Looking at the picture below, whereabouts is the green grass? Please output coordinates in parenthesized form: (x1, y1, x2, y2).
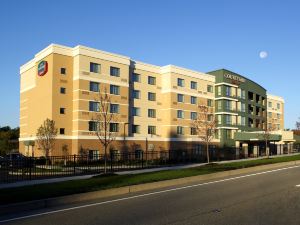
(1, 154, 300, 205)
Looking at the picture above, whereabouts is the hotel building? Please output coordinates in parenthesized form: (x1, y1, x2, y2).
(19, 44, 290, 157)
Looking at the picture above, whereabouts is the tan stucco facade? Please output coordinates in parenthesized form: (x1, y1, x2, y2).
(267, 94, 284, 130)
(19, 44, 219, 156)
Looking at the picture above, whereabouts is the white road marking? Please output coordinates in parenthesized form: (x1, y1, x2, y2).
(1, 164, 300, 224)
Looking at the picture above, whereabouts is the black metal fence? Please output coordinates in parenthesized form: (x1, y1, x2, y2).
(0, 145, 299, 184)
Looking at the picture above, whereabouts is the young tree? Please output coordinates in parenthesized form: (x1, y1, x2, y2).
(92, 89, 118, 173)
(258, 124, 275, 158)
(296, 117, 300, 130)
(192, 105, 218, 164)
(36, 119, 58, 160)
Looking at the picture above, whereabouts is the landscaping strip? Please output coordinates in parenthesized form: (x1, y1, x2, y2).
(1, 154, 300, 206)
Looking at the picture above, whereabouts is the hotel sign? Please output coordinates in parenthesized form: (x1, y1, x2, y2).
(224, 73, 245, 84)
(37, 61, 48, 76)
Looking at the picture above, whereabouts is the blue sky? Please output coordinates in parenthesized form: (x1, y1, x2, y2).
(0, 0, 299, 129)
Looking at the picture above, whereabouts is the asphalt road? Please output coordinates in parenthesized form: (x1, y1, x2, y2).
(2, 165, 300, 225)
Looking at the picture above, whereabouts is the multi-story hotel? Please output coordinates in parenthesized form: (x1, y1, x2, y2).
(19, 44, 292, 157)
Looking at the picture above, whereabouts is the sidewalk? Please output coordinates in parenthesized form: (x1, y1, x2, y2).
(1, 153, 299, 189)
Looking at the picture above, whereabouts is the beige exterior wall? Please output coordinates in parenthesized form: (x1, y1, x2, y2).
(267, 94, 284, 130)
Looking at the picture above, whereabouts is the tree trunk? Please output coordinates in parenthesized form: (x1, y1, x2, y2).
(206, 142, 210, 164)
(104, 144, 107, 174)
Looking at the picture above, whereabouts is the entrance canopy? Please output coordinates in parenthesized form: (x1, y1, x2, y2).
(234, 132, 281, 142)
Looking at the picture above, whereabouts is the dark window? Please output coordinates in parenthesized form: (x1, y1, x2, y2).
(110, 67, 120, 77)
(132, 107, 140, 116)
(110, 85, 120, 95)
(60, 87, 66, 94)
(110, 123, 119, 132)
(177, 78, 184, 87)
(191, 81, 197, 90)
(60, 128, 65, 135)
(132, 125, 140, 134)
(133, 90, 140, 99)
(207, 99, 213, 107)
(148, 109, 156, 118)
(148, 92, 156, 101)
(110, 104, 119, 113)
(177, 126, 184, 135)
(89, 101, 99, 112)
(90, 82, 99, 92)
(207, 85, 213, 93)
(89, 121, 98, 131)
(90, 62, 100, 73)
(61, 68, 66, 75)
(191, 96, 197, 104)
(190, 127, 197, 135)
(132, 73, 141, 82)
(60, 108, 65, 114)
(148, 126, 156, 135)
(148, 76, 156, 85)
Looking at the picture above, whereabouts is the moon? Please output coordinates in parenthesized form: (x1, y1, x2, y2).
(259, 51, 268, 59)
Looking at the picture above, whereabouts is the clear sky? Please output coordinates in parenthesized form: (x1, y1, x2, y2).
(0, 0, 299, 129)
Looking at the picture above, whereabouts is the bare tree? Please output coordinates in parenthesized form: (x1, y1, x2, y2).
(36, 118, 58, 162)
(92, 89, 118, 173)
(296, 117, 300, 130)
(258, 124, 275, 158)
(192, 105, 218, 164)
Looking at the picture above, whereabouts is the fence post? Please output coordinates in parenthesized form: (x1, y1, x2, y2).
(142, 151, 144, 169)
(29, 157, 32, 180)
(73, 155, 76, 175)
(110, 153, 113, 172)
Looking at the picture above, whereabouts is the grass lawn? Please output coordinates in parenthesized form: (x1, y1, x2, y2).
(1, 154, 300, 205)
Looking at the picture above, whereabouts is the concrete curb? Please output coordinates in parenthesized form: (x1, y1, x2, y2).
(1, 160, 300, 217)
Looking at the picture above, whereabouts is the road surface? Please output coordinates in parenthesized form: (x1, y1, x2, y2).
(2, 164, 300, 225)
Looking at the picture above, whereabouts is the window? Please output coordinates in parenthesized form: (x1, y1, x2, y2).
(191, 112, 197, 120)
(217, 101, 222, 110)
(110, 104, 119, 113)
(241, 116, 246, 126)
(208, 114, 213, 121)
(148, 109, 156, 118)
(191, 81, 197, 90)
(60, 68, 66, 75)
(132, 107, 140, 116)
(148, 126, 156, 135)
(177, 78, 184, 87)
(191, 96, 197, 104)
(225, 129, 232, 139)
(60, 128, 65, 135)
(225, 100, 231, 110)
(277, 103, 280, 109)
(60, 87, 66, 94)
(268, 112, 272, 117)
(89, 121, 98, 131)
(90, 62, 100, 73)
(89, 101, 99, 112)
(190, 127, 197, 135)
(132, 73, 140, 82)
(217, 115, 222, 124)
(110, 123, 119, 132)
(148, 92, 156, 101)
(225, 86, 231, 96)
(277, 113, 280, 119)
(177, 94, 184, 103)
(148, 76, 156, 85)
(177, 110, 184, 119)
(277, 124, 280, 130)
(110, 85, 120, 95)
(207, 85, 213, 93)
(225, 115, 231, 125)
(207, 99, 213, 107)
(268, 102, 272, 107)
(90, 82, 99, 92)
(133, 90, 140, 99)
(177, 126, 184, 135)
(241, 103, 246, 112)
(60, 108, 65, 114)
(132, 125, 140, 134)
(217, 86, 221, 96)
(241, 90, 246, 99)
(110, 67, 120, 77)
